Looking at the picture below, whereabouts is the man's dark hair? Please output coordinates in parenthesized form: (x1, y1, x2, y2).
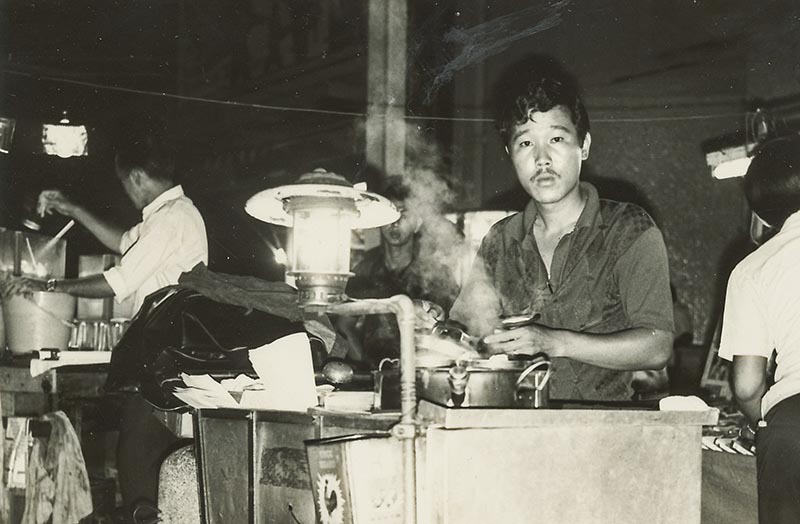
(379, 175, 412, 202)
(744, 134, 800, 228)
(495, 58, 590, 147)
(113, 119, 176, 184)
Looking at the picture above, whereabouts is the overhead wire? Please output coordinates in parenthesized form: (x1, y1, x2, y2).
(4, 67, 749, 124)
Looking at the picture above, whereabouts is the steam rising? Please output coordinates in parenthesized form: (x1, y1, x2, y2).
(356, 123, 514, 329)
(392, 124, 465, 311)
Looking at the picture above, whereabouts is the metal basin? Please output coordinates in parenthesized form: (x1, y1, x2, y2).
(375, 354, 552, 409)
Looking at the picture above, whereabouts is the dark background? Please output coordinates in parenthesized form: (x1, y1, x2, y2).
(1, 0, 799, 345)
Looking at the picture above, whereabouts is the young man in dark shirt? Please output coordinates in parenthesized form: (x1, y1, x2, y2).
(449, 64, 673, 401)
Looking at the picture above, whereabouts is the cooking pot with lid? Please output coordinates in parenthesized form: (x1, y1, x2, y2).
(374, 353, 552, 409)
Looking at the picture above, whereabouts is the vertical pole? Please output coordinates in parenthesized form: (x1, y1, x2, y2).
(394, 296, 418, 524)
(366, 0, 407, 177)
(326, 297, 417, 524)
(13, 232, 22, 275)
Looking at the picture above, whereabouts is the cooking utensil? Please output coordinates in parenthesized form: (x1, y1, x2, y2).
(499, 312, 541, 329)
(52, 219, 76, 242)
(431, 320, 482, 348)
(321, 358, 356, 385)
(375, 352, 552, 409)
(415, 332, 478, 362)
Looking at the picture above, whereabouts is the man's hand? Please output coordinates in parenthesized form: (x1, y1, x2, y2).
(0, 275, 46, 298)
(413, 299, 445, 333)
(38, 191, 125, 253)
(37, 190, 78, 218)
(481, 323, 558, 356)
(481, 324, 671, 371)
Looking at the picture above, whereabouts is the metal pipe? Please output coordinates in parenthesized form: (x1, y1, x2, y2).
(327, 294, 417, 524)
(13, 231, 22, 275)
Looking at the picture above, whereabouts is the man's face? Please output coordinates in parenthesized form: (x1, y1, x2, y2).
(117, 165, 148, 211)
(506, 105, 591, 205)
(380, 201, 419, 247)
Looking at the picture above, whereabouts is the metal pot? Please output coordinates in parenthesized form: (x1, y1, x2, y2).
(2, 292, 76, 354)
(374, 354, 552, 410)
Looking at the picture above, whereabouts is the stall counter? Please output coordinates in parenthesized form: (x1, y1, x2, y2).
(196, 401, 717, 524)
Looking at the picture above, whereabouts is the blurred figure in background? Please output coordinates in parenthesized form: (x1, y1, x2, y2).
(335, 176, 460, 369)
(718, 134, 800, 524)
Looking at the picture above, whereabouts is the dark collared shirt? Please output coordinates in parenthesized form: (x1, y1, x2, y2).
(450, 183, 673, 400)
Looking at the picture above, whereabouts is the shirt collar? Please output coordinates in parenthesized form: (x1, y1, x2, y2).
(782, 209, 800, 231)
(142, 185, 184, 219)
(516, 181, 601, 241)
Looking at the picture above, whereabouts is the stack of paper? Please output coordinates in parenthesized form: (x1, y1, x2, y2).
(171, 332, 319, 412)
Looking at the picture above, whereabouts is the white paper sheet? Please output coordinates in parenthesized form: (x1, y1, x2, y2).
(247, 332, 318, 412)
(175, 373, 239, 408)
(168, 333, 319, 412)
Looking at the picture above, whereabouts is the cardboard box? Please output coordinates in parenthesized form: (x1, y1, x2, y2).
(305, 434, 403, 524)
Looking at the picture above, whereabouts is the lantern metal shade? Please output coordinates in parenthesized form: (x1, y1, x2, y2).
(245, 169, 400, 308)
(245, 180, 400, 229)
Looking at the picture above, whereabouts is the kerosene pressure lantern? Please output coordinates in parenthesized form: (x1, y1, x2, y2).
(246, 168, 418, 524)
(245, 168, 400, 308)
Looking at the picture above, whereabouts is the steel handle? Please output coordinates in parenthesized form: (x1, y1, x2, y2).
(515, 358, 552, 392)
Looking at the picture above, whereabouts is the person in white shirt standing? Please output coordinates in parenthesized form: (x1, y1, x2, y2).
(16, 121, 208, 523)
(31, 130, 207, 313)
(718, 134, 800, 524)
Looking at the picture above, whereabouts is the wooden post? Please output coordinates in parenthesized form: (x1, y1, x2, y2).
(366, 0, 407, 178)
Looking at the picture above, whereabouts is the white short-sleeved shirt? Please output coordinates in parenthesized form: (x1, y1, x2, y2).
(103, 185, 208, 313)
(718, 210, 800, 417)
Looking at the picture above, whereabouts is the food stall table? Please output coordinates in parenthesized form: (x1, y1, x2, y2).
(414, 401, 717, 524)
(196, 401, 717, 524)
(0, 354, 109, 419)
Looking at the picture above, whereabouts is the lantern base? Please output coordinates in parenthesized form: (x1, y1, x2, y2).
(292, 272, 352, 309)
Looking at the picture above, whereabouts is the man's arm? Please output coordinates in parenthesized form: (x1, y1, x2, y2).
(39, 190, 125, 253)
(732, 355, 769, 425)
(11, 273, 115, 298)
(71, 206, 126, 254)
(55, 274, 116, 298)
(718, 267, 772, 424)
(483, 325, 672, 370)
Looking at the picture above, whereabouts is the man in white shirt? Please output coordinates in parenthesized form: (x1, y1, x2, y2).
(32, 138, 207, 313)
(718, 134, 800, 524)
(25, 126, 208, 522)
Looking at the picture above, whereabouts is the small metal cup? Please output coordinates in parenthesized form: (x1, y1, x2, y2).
(108, 318, 130, 349)
(94, 321, 110, 351)
(72, 320, 91, 349)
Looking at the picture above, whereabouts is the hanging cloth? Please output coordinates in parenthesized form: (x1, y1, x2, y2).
(21, 411, 93, 524)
